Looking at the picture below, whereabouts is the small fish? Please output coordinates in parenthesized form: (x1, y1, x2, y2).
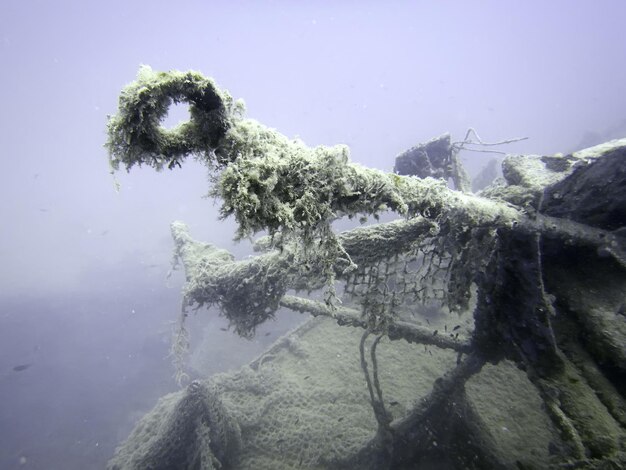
(100, 230, 109, 236)
(264, 332, 271, 336)
(389, 401, 399, 406)
(303, 375, 310, 380)
(453, 325, 461, 331)
(444, 325, 447, 333)
(219, 327, 228, 332)
(337, 417, 344, 422)
(13, 364, 32, 372)
(432, 330, 438, 336)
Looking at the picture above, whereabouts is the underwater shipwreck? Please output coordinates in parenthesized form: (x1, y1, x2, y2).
(104, 67, 625, 469)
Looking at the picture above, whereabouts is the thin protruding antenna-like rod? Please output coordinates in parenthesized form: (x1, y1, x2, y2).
(452, 127, 529, 148)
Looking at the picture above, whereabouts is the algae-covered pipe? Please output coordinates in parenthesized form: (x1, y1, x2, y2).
(109, 68, 623, 268)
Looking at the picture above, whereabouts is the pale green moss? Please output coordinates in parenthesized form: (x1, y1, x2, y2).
(106, 65, 242, 172)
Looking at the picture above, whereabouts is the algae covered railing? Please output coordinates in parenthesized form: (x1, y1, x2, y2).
(106, 66, 626, 469)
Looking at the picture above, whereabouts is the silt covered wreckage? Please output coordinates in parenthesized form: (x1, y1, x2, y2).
(105, 67, 625, 469)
